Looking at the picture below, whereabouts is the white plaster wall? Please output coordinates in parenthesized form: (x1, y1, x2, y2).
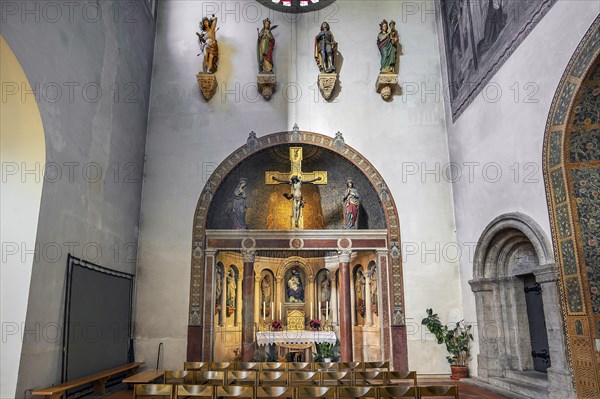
(2, 1, 155, 396)
(137, 0, 461, 374)
(440, 0, 600, 375)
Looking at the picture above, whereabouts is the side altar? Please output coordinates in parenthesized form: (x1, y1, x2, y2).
(188, 130, 407, 370)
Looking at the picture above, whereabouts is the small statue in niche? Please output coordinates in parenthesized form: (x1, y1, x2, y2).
(377, 19, 399, 73)
(231, 178, 248, 229)
(261, 274, 272, 303)
(320, 274, 331, 302)
(287, 267, 305, 303)
(342, 179, 360, 229)
(369, 266, 378, 315)
(197, 15, 219, 73)
(355, 270, 366, 318)
(257, 18, 278, 73)
(215, 269, 223, 302)
(226, 269, 236, 307)
(314, 22, 337, 73)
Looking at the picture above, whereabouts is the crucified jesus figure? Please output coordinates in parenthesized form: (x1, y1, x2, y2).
(272, 174, 322, 228)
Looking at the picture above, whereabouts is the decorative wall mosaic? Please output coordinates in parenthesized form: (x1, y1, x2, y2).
(544, 15, 600, 398)
(571, 166, 600, 313)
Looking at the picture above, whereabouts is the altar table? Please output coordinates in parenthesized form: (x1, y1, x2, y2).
(256, 331, 337, 362)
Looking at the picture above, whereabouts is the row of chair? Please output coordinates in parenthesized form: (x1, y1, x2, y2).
(134, 384, 459, 399)
(164, 370, 417, 387)
(183, 362, 391, 372)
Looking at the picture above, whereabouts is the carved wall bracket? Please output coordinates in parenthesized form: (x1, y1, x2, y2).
(318, 73, 338, 101)
(257, 74, 276, 101)
(376, 74, 398, 101)
(197, 72, 218, 101)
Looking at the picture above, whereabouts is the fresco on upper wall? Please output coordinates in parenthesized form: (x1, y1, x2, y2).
(439, 0, 557, 120)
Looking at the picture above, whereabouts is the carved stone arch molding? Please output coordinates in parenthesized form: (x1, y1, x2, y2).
(470, 213, 576, 399)
(543, 15, 600, 399)
(187, 130, 407, 369)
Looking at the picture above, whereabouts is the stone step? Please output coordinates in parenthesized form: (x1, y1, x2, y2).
(505, 370, 549, 389)
(488, 376, 549, 398)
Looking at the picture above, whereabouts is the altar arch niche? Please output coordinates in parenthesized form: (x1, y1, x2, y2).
(188, 130, 406, 369)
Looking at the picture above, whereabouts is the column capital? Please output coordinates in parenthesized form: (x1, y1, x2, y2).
(242, 249, 256, 263)
(338, 249, 352, 263)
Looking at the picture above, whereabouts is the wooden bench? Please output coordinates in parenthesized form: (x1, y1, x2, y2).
(32, 362, 143, 399)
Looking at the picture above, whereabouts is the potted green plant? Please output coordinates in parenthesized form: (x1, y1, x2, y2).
(422, 308, 473, 380)
(314, 342, 335, 362)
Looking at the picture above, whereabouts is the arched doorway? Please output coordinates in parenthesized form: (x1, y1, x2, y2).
(543, 16, 600, 399)
(470, 213, 574, 399)
(187, 130, 407, 369)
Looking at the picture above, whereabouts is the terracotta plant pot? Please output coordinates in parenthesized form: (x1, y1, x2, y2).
(450, 365, 468, 380)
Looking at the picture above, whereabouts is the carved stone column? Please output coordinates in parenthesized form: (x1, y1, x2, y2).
(330, 269, 339, 327)
(254, 274, 261, 325)
(338, 250, 353, 362)
(241, 250, 256, 362)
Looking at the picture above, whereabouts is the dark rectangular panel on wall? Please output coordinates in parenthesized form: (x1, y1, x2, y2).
(62, 255, 134, 382)
(438, 0, 557, 120)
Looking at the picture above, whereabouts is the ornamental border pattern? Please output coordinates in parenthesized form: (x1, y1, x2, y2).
(189, 131, 405, 329)
(543, 16, 600, 399)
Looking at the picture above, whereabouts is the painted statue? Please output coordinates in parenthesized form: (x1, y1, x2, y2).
(232, 178, 248, 229)
(342, 179, 360, 229)
(197, 15, 219, 73)
(257, 18, 278, 73)
(272, 174, 322, 228)
(369, 267, 378, 305)
(261, 275, 272, 303)
(320, 274, 331, 303)
(377, 19, 399, 73)
(226, 269, 236, 307)
(355, 270, 365, 310)
(287, 268, 304, 303)
(314, 22, 337, 73)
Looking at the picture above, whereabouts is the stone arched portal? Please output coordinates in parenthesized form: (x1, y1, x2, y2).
(470, 213, 575, 399)
(543, 16, 600, 399)
(187, 129, 407, 369)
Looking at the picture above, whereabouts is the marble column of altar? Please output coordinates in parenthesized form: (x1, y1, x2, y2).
(241, 250, 256, 362)
(338, 250, 353, 361)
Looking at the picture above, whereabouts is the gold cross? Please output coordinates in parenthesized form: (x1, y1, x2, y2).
(265, 147, 328, 185)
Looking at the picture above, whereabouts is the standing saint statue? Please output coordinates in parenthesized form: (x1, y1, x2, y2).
(226, 269, 236, 307)
(315, 22, 337, 73)
(261, 275, 272, 304)
(342, 179, 360, 229)
(377, 19, 400, 73)
(196, 15, 219, 73)
(231, 178, 248, 229)
(320, 274, 331, 303)
(287, 268, 304, 303)
(355, 270, 365, 317)
(272, 175, 322, 228)
(257, 18, 277, 73)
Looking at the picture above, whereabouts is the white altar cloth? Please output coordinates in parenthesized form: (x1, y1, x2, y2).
(256, 331, 337, 346)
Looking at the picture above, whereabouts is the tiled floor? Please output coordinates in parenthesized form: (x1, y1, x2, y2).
(102, 377, 508, 398)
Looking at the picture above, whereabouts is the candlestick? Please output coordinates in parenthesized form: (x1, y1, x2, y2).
(279, 302, 282, 320)
(326, 301, 329, 321)
(271, 301, 274, 319)
(263, 301, 266, 320)
(310, 302, 313, 321)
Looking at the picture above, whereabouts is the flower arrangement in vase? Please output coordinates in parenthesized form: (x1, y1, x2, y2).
(271, 320, 283, 331)
(309, 319, 321, 331)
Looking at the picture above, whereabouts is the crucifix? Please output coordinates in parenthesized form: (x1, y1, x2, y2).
(265, 147, 328, 229)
